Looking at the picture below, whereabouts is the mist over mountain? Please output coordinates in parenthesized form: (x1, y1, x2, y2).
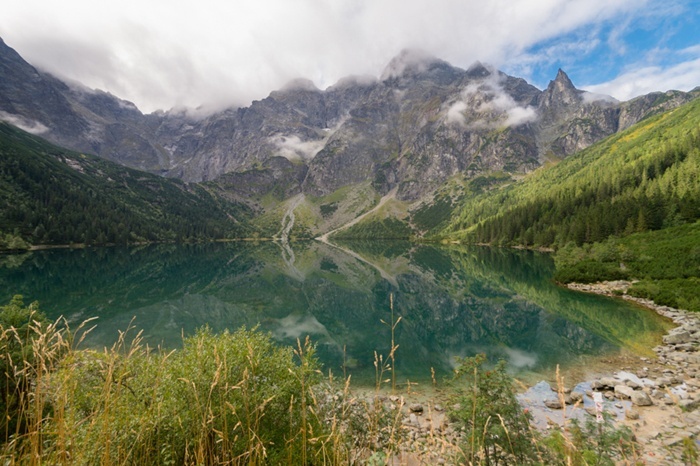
(1, 37, 698, 232)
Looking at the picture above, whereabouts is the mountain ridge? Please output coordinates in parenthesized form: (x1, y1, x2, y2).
(1, 38, 699, 238)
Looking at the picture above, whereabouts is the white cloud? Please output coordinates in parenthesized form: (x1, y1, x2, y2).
(446, 73, 538, 128)
(584, 57, 700, 100)
(503, 347, 538, 368)
(270, 135, 326, 162)
(446, 101, 468, 125)
(0, 111, 49, 134)
(0, 0, 682, 113)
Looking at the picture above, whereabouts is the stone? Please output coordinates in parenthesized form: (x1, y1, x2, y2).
(614, 385, 635, 399)
(680, 399, 700, 412)
(409, 404, 424, 413)
(675, 343, 697, 352)
(631, 391, 653, 406)
(599, 377, 617, 389)
(625, 379, 642, 389)
(569, 391, 584, 404)
(664, 330, 692, 345)
(626, 409, 640, 420)
(544, 399, 563, 410)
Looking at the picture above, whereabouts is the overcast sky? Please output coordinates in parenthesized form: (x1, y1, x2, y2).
(1, 0, 698, 114)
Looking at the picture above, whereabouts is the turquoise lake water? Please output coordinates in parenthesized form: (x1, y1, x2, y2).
(0, 241, 669, 385)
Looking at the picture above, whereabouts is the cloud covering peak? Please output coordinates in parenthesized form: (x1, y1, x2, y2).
(0, 0, 697, 113)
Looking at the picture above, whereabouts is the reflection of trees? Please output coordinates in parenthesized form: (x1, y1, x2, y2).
(0, 241, 668, 384)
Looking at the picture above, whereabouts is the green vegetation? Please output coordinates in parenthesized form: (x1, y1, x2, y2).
(0, 293, 642, 465)
(331, 217, 414, 240)
(0, 295, 410, 465)
(444, 98, 700, 248)
(440, 97, 700, 312)
(0, 296, 49, 441)
(448, 354, 536, 465)
(0, 123, 253, 249)
(554, 222, 700, 311)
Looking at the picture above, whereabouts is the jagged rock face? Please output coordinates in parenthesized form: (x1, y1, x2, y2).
(618, 90, 696, 131)
(1, 38, 698, 203)
(535, 69, 621, 157)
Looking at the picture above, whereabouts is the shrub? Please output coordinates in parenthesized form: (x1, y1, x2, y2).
(448, 354, 538, 465)
(0, 295, 48, 441)
(542, 412, 637, 465)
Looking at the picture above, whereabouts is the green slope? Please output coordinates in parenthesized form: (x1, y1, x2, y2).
(443, 97, 700, 247)
(0, 123, 253, 249)
(441, 97, 700, 311)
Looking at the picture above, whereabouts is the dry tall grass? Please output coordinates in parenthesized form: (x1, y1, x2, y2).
(0, 295, 643, 465)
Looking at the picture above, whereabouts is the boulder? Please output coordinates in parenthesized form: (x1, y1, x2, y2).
(631, 391, 653, 406)
(544, 399, 563, 410)
(409, 403, 424, 413)
(614, 385, 635, 400)
(664, 330, 692, 345)
(679, 399, 700, 412)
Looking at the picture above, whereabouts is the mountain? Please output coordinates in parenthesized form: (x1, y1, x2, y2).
(443, 96, 700, 246)
(440, 95, 700, 311)
(1, 37, 698, 239)
(0, 122, 252, 249)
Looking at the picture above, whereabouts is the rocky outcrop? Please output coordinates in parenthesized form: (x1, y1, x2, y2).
(1, 38, 698, 206)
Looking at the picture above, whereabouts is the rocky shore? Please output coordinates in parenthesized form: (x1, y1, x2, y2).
(563, 280, 700, 464)
(381, 280, 700, 465)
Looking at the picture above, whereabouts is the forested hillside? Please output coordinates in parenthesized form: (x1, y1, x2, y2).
(0, 123, 253, 249)
(444, 97, 700, 247)
(442, 97, 700, 311)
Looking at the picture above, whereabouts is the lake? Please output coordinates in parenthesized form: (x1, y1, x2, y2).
(0, 241, 670, 385)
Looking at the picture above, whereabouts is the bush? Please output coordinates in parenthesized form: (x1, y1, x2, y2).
(542, 413, 637, 465)
(448, 354, 538, 465)
(553, 259, 629, 283)
(629, 278, 700, 312)
(0, 295, 48, 440)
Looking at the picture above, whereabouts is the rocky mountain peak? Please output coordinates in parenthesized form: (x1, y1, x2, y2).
(2, 36, 697, 208)
(380, 49, 442, 80)
(279, 78, 321, 93)
(553, 69, 575, 89)
(465, 61, 493, 79)
(539, 68, 582, 109)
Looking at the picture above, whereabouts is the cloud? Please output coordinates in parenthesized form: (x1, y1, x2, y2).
(272, 313, 329, 340)
(0, 0, 689, 113)
(584, 57, 700, 100)
(270, 135, 326, 162)
(502, 347, 538, 369)
(0, 111, 49, 134)
(446, 73, 537, 128)
(446, 101, 468, 125)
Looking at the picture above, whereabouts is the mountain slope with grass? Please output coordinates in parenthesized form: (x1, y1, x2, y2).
(443, 96, 700, 247)
(0, 123, 254, 249)
(441, 96, 700, 311)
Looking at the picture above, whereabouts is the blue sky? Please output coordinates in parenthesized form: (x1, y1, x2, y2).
(1, 0, 698, 113)
(509, 2, 700, 96)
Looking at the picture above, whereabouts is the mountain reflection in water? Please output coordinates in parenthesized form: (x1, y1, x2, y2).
(0, 241, 670, 384)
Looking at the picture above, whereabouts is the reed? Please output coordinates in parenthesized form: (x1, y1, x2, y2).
(0, 295, 648, 465)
